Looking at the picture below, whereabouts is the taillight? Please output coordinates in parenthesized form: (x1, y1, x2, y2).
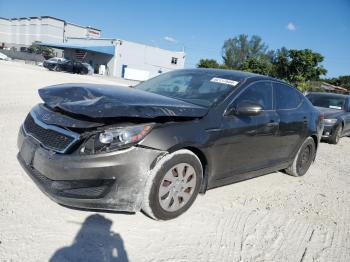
(320, 112, 325, 121)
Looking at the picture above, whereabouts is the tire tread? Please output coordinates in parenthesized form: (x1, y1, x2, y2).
(285, 137, 315, 177)
(142, 149, 202, 220)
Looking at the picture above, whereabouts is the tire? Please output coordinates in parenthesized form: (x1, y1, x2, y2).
(55, 66, 62, 72)
(285, 137, 316, 177)
(328, 124, 342, 144)
(142, 149, 203, 220)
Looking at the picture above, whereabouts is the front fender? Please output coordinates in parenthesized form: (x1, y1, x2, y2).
(139, 120, 210, 152)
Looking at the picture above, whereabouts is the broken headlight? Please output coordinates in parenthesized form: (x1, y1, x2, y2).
(81, 124, 154, 154)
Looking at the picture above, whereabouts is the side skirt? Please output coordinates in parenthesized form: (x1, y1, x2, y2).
(207, 161, 290, 190)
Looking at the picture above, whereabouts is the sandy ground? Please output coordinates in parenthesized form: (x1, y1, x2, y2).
(0, 61, 349, 262)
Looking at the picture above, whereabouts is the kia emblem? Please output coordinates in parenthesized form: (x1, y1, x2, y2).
(42, 113, 51, 121)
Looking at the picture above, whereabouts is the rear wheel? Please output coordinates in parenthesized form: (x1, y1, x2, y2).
(54, 65, 62, 72)
(285, 137, 316, 177)
(142, 149, 202, 220)
(329, 124, 342, 144)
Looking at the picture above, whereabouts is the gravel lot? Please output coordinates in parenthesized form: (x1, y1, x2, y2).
(0, 61, 349, 262)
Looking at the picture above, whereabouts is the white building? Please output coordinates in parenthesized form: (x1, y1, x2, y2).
(0, 16, 100, 48)
(0, 16, 185, 80)
(58, 37, 185, 80)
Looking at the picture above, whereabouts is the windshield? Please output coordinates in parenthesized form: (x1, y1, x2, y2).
(134, 70, 240, 107)
(307, 94, 346, 110)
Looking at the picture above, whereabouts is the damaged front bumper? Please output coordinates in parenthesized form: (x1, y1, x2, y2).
(17, 127, 166, 212)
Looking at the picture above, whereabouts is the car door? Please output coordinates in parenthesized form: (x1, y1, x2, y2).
(273, 82, 308, 162)
(63, 61, 73, 72)
(212, 81, 280, 180)
(344, 97, 350, 134)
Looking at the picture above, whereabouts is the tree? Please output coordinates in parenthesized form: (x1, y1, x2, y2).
(240, 56, 273, 76)
(197, 59, 221, 69)
(287, 49, 327, 84)
(272, 47, 289, 79)
(197, 35, 328, 91)
(30, 41, 55, 58)
(222, 34, 269, 69)
(271, 48, 327, 90)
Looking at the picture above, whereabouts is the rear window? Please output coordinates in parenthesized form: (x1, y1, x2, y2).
(306, 94, 346, 110)
(274, 83, 302, 110)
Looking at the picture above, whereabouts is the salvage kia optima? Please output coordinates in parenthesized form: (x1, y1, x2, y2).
(17, 69, 323, 220)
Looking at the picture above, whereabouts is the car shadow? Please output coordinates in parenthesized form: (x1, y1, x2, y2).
(50, 214, 129, 262)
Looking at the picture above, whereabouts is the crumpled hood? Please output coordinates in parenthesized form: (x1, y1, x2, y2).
(39, 83, 208, 119)
(315, 106, 344, 118)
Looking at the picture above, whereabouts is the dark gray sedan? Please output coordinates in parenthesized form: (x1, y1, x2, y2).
(17, 69, 323, 220)
(306, 92, 350, 144)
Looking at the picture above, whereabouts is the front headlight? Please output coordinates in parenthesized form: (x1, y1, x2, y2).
(324, 118, 337, 125)
(81, 123, 154, 154)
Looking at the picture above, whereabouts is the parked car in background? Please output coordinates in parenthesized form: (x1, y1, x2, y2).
(82, 62, 94, 75)
(43, 58, 92, 75)
(43, 57, 67, 70)
(17, 69, 323, 220)
(0, 52, 11, 61)
(306, 92, 350, 144)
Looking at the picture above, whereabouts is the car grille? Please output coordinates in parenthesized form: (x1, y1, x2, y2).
(23, 113, 79, 153)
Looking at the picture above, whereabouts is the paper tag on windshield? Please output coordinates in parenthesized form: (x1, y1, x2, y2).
(210, 77, 239, 87)
(329, 105, 342, 110)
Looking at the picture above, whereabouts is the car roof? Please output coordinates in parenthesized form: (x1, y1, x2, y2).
(307, 92, 349, 99)
(174, 68, 285, 84)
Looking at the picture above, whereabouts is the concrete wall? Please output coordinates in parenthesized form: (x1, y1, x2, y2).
(86, 28, 101, 38)
(65, 23, 88, 39)
(65, 25, 101, 40)
(0, 49, 45, 62)
(5, 17, 65, 46)
(0, 18, 10, 44)
(115, 40, 185, 78)
(0, 17, 101, 48)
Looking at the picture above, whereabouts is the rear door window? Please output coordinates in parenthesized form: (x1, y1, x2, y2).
(274, 83, 302, 110)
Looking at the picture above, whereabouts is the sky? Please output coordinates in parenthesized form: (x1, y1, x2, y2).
(0, 0, 349, 77)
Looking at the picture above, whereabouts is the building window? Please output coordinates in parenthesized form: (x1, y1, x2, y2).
(171, 57, 178, 65)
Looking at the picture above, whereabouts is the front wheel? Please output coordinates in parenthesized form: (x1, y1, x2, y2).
(142, 149, 202, 220)
(285, 137, 316, 177)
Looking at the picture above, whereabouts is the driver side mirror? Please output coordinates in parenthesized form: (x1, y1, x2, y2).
(226, 101, 264, 116)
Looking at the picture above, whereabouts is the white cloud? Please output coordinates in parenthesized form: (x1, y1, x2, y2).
(164, 36, 177, 43)
(286, 22, 296, 31)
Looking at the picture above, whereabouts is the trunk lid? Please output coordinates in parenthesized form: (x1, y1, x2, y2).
(315, 106, 343, 118)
